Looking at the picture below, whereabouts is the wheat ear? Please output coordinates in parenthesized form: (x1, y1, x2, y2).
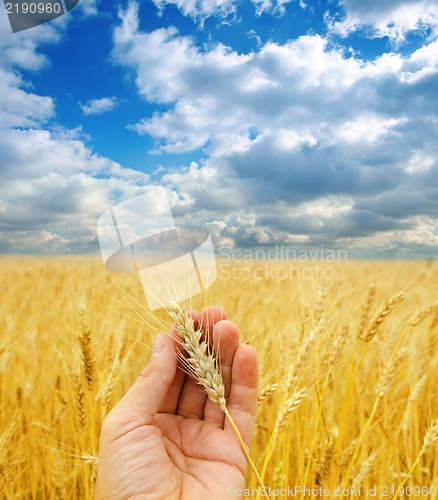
(360, 292, 405, 342)
(392, 420, 438, 499)
(167, 305, 269, 497)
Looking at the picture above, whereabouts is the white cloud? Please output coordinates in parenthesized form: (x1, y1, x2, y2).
(113, 8, 437, 160)
(152, 0, 238, 22)
(405, 150, 435, 174)
(334, 114, 405, 145)
(151, 0, 301, 21)
(0, 11, 149, 254)
(111, 4, 438, 256)
(0, 68, 54, 129)
(0, 126, 151, 253)
(0, 6, 61, 68)
(0, 230, 71, 253)
(162, 161, 242, 213)
(0, 6, 59, 130)
(252, 0, 292, 16)
(401, 40, 438, 82)
(337, 216, 438, 257)
(113, 11, 368, 154)
(274, 129, 318, 152)
(78, 0, 100, 16)
(80, 97, 118, 116)
(328, 0, 438, 44)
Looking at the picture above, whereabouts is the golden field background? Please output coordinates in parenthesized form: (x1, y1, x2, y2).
(0, 257, 437, 498)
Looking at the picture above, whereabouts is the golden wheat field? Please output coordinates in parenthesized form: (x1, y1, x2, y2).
(0, 257, 437, 499)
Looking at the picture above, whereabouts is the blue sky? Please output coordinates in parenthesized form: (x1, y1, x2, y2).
(0, 0, 437, 257)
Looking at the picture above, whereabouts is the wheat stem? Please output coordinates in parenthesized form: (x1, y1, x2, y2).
(392, 420, 438, 499)
(224, 408, 269, 497)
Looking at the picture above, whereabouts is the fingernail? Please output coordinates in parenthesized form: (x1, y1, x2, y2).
(153, 334, 165, 355)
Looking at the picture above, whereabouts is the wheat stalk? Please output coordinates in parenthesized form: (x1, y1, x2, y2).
(258, 383, 280, 405)
(422, 420, 438, 452)
(167, 305, 269, 497)
(78, 307, 95, 392)
(343, 349, 405, 487)
(356, 284, 376, 340)
(314, 287, 326, 324)
(101, 357, 122, 415)
(375, 350, 405, 398)
(409, 301, 438, 327)
(401, 374, 428, 433)
(274, 388, 307, 434)
(393, 420, 438, 498)
(74, 373, 86, 431)
(101, 342, 126, 415)
(360, 292, 405, 343)
(352, 451, 376, 489)
(338, 439, 357, 472)
(318, 436, 336, 481)
(286, 321, 321, 394)
(261, 321, 321, 482)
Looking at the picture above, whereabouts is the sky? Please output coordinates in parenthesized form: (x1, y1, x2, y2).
(0, 0, 437, 258)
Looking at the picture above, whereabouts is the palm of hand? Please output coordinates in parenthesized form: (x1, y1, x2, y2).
(104, 413, 246, 500)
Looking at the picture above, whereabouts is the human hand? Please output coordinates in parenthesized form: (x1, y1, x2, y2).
(96, 306, 259, 500)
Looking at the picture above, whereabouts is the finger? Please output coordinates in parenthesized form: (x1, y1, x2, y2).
(199, 306, 227, 342)
(176, 306, 227, 419)
(174, 375, 208, 418)
(203, 320, 240, 426)
(158, 311, 200, 414)
(109, 334, 177, 425)
(224, 345, 259, 449)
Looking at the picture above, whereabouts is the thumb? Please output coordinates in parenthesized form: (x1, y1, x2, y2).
(110, 334, 177, 423)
